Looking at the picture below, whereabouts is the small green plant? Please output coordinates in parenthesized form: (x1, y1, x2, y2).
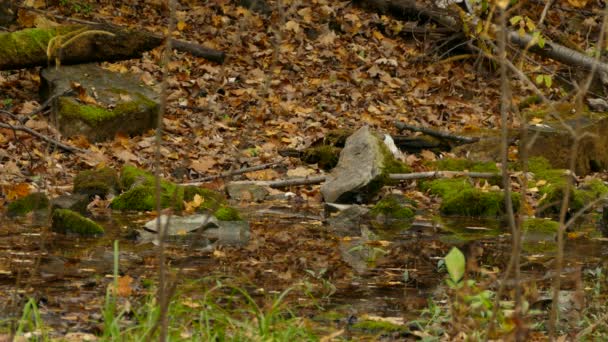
(1, 98, 13, 108)
(15, 298, 47, 340)
(59, 0, 93, 14)
(303, 268, 337, 300)
(348, 244, 388, 264)
(102, 240, 123, 340)
(535, 74, 553, 88)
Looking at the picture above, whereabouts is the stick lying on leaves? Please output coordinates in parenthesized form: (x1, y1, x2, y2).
(0, 122, 86, 153)
(228, 171, 499, 188)
(184, 162, 281, 185)
(395, 121, 479, 144)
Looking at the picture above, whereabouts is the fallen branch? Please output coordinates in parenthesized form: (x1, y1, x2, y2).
(183, 162, 281, 185)
(21, 6, 226, 63)
(395, 121, 479, 144)
(359, 0, 608, 80)
(228, 170, 499, 188)
(1, 10, 225, 70)
(0, 122, 86, 153)
(229, 176, 327, 188)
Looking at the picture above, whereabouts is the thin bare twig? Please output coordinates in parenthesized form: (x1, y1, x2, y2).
(184, 162, 281, 184)
(0, 122, 86, 153)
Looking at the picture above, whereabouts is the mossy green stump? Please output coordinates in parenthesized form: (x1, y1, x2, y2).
(7, 192, 49, 217)
(51, 209, 104, 235)
(73, 167, 119, 198)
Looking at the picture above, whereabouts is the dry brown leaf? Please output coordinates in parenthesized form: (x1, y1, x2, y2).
(246, 169, 279, 180)
(115, 275, 133, 297)
(3, 183, 31, 200)
(191, 157, 217, 173)
(420, 150, 436, 161)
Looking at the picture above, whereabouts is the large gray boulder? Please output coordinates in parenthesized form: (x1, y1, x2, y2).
(40, 63, 159, 142)
(321, 126, 407, 203)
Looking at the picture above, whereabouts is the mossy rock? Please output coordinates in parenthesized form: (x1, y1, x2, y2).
(536, 169, 608, 216)
(73, 167, 119, 198)
(369, 194, 415, 230)
(183, 186, 226, 211)
(432, 158, 499, 173)
(7, 192, 49, 217)
(301, 145, 341, 170)
(214, 206, 242, 221)
(119, 164, 156, 190)
(112, 166, 229, 212)
(110, 185, 184, 211)
(523, 218, 560, 234)
(420, 178, 474, 198)
(51, 209, 104, 235)
(441, 188, 520, 216)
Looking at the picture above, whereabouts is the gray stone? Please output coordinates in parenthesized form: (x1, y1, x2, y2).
(141, 214, 250, 247)
(225, 183, 269, 202)
(325, 204, 369, 237)
(40, 64, 159, 142)
(320, 126, 386, 203)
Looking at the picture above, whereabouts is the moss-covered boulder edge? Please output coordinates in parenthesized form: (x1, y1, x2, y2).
(526, 156, 608, 217)
(73, 166, 119, 198)
(110, 165, 241, 220)
(6, 192, 50, 217)
(368, 194, 416, 230)
(419, 156, 608, 218)
(51, 208, 104, 236)
(420, 158, 517, 217)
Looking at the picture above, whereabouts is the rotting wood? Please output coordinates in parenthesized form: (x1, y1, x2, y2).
(0, 22, 224, 71)
(19, 6, 226, 63)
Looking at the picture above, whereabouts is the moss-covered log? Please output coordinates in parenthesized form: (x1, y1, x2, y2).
(0, 23, 224, 71)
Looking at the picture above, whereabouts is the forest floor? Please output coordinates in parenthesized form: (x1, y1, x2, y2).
(1, 0, 608, 340)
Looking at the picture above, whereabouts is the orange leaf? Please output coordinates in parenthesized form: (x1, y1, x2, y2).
(115, 275, 133, 297)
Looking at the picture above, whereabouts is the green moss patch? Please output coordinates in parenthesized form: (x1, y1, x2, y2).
(523, 218, 560, 234)
(530, 157, 608, 216)
(51, 209, 104, 235)
(57, 93, 156, 125)
(432, 158, 499, 173)
(214, 206, 242, 221)
(420, 178, 473, 198)
(370, 195, 415, 220)
(7, 192, 49, 217)
(301, 145, 340, 170)
(73, 167, 119, 198)
(183, 186, 226, 211)
(441, 188, 520, 217)
(421, 178, 519, 217)
(111, 165, 230, 213)
(369, 194, 415, 230)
